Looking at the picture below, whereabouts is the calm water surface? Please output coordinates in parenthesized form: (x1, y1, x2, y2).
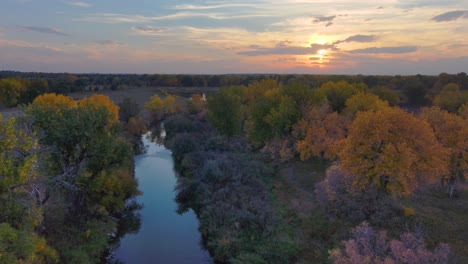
(115, 136, 211, 263)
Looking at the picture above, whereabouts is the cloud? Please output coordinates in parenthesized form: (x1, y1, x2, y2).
(132, 26, 168, 35)
(0, 39, 63, 54)
(171, 4, 257, 10)
(350, 46, 418, 54)
(334, 35, 378, 44)
(81, 12, 270, 24)
(20, 26, 68, 36)
(431, 10, 468, 22)
(325, 22, 333, 27)
(70, 2, 91, 8)
(238, 43, 334, 56)
(94, 40, 123, 46)
(313, 15, 336, 23)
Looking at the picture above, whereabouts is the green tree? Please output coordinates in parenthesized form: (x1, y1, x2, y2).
(118, 97, 140, 122)
(433, 83, 468, 113)
(371, 86, 400, 106)
(317, 81, 367, 112)
(207, 87, 244, 137)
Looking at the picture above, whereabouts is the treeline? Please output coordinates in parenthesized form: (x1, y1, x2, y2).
(0, 94, 141, 263)
(153, 78, 467, 262)
(1, 71, 467, 108)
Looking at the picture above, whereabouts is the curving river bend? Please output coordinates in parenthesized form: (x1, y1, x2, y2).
(114, 135, 211, 263)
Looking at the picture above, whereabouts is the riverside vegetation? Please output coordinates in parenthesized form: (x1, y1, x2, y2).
(1, 73, 467, 263)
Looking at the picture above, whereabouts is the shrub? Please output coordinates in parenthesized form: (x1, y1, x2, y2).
(315, 166, 402, 226)
(331, 221, 450, 264)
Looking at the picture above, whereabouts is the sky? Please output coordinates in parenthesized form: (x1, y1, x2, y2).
(0, 0, 467, 74)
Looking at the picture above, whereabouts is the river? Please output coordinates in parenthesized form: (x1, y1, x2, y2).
(114, 135, 211, 263)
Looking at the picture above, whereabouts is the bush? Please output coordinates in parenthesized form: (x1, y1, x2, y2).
(331, 221, 450, 264)
(315, 166, 403, 226)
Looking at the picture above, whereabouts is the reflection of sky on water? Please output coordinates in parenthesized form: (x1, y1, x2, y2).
(115, 136, 210, 263)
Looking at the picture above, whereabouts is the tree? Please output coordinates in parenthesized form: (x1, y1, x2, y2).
(315, 166, 401, 225)
(371, 86, 400, 106)
(79, 94, 119, 123)
(21, 79, 49, 104)
(433, 83, 468, 113)
(294, 104, 349, 160)
(144, 95, 164, 122)
(343, 92, 389, 117)
(0, 78, 26, 107)
(27, 94, 138, 215)
(330, 222, 450, 264)
(207, 87, 244, 137)
(0, 114, 41, 228)
(186, 94, 206, 114)
(32, 93, 77, 111)
(419, 107, 468, 198)
(317, 81, 367, 112)
(459, 103, 468, 119)
(0, 114, 58, 263)
(118, 97, 140, 122)
(338, 107, 449, 195)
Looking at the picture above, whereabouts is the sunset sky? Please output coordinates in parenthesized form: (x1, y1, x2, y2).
(0, 0, 467, 74)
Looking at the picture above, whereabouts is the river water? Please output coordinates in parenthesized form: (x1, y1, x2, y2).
(114, 135, 211, 263)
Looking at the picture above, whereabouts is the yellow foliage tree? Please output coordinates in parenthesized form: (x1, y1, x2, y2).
(459, 103, 468, 119)
(338, 107, 449, 195)
(145, 95, 164, 121)
(419, 107, 468, 198)
(294, 104, 349, 160)
(343, 92, 389, 117)
(79, 94, 119, 123)
(164, 95, 177, 115)
(32, 93, 77, 110)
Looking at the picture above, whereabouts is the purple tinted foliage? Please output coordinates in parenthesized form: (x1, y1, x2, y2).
(315, 165, 402, 226)
(332, 222, 450, 264)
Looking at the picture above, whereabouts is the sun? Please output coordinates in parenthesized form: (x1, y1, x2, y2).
(317, 49, 327, 56)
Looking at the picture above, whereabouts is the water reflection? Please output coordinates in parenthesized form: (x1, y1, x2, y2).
(112, 133, 210, 263)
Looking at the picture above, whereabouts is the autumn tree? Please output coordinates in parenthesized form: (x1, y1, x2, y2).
(294, 104, 349, 160)
(317, 81, 367, 112)
(27, 94, 138, 215)
(186, 94, 206, 114)
(32, 93, 77, 111)
(145, 94, 164, 122)
(419, 107, 468, 198)
(0, 114, 41, 228)
(79, 94, 119, 123)
(26, 93, 139, 261)
(0, 114, 58, 263)
(330, 222, 450, 264)
(343, 92, 389, 117)
(0, 78, 27, 107)
(338, 107, 448, 195)
(459, 103, 468, 119)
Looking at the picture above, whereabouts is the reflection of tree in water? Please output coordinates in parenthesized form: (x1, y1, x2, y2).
(148, 122, 165, 146)
(106, 201, 143, 263)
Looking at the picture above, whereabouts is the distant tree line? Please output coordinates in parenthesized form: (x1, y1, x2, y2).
(1, 71, 467, 108)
